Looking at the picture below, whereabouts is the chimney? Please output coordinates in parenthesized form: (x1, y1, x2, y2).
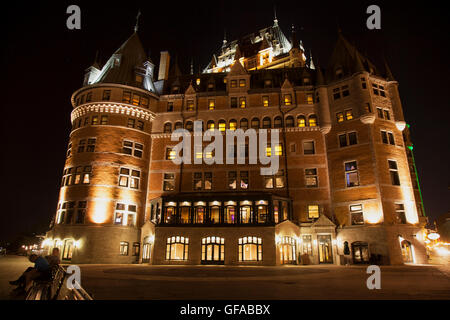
(158, 51, 170, 81)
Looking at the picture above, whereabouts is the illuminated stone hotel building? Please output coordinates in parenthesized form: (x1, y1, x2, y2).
(44, 18, 428, 266)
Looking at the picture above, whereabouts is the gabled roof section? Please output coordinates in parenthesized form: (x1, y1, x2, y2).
(229, 59, 247, 75)
(89, 32, 155, 92)
(326, 31, 379, 82)
(312, 214, 336, 227)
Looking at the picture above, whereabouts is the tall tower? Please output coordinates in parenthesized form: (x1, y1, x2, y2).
(45, 31, 158, 263)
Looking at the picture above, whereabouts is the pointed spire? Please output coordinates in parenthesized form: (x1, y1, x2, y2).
(309, 50, 315, 70)
(273, 5, 278, 26)
(384, 58, 395, 81)
(134, 10, 141, 33)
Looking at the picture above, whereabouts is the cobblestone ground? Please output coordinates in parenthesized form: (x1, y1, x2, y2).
(1, 255, 449, 300)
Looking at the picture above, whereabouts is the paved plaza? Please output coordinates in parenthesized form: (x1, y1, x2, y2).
(1, 255, 449, 300)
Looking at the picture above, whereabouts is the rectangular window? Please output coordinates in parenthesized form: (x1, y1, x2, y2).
(303, 141, 315, 155)
(302, 235, 312, 255)
(204, 172, 212, 190)
(361, 77, 367, 89)
(230, 97, 238, 108)
(163, 173, 175, 191)
(262, 96, 269, 107)
(75, 201, 86, 224)
(230, 80, 237, 88)
(340, 132, 357, 147)
(136, 120, 144, 131)
(166, 147, 176, 160)
(141, 97, 149, 108)
(372, 83, 379, 95)
(239, 79, 246, 87)
(120, 241, 129, 255)
(86, 92, 92, 102)
(348, 132, 357, 145)
(86, 138, 96, 152)
(115, 204, 137, 227)
(66, 142, 72, 158)
(122, 91, 131, 104)
(119, 168, 140, 189)
(394, 204, 406, 224)
(350, 204, 364, 225)
(339, 134, 348, 147)
(377, 108, 384, 118)
(388, 160, 400, 185)
(186, 100, 194, 111)
(166, 236, 189, 261)
(167, 102, 174, 112)
(127, 118, 135, 128)
(102, 90, 111, 101)
(364, 103, 372, 113)
(228, 171, 237, 189)
(342, 85, 349, 97)
(193, 172, 212, 190)
(388, 132, 395, 145)
(336, 112, 344, 123)
(240, 171, 249, 189)
(123, 140, 143, 158)
(284, 94, 292, 105)
(333, 88, 340, 100)
(381, 131, 388, 144)
(345, 161, 360, 187)
(132, 93, 140, 106)
(91, 115, 99, 125)
(193, 172, 202, 190)
(345, 109, 353, 120)
(308, 205, 319, 219)
(100, 115, 108, 125)
(379, 85, 386, 97)
(208, 99, 215, 110)
(306, 93, 313, 104)
(305, 168, 318, 187)
(239, 97, 246, 108)
(383, 110, 390, 120)
(238, 237, 262, 261)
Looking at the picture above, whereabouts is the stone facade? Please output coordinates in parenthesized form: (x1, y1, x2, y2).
(44, 22, 428, 266)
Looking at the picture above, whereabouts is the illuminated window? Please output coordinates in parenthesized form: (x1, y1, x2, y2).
(306, 93, 313, 104)
(202, 237, 225, 262)
(207, 120, 215, 131)
(350, 204, 364, 225)
(115, 203, 137, 227)
(297, 115, 306, 127)
(308, 115, 317, 127)
(208, 99, 215, 110)
(303, 141, 315, 155)
(163, 173, 175, 191)
(186, 100, 194, 111)
(264, 170, 284, 189)
(239, 97, 246, 108)
(119, 242, 129, 255)
(229, 119, 237, 131)
(336, 112, 344, 123)
(239, 79, 246, 87)
(280, 236, 296, 263)
(345, 161, 360, 187)
(240, 171, 249, 189)
(305, 168, 318, 188)
(284, 94, 292, 105)
(100, 115, 108, 125)
(62, 240, 74, 261)
(238, 237, 262, 261)
(193, 172, 212, 190)
(167, 146, 180, 161)
(141, 97, 149, 108)
(308, 205, 320, 219)
(91, 115, 99, 125)
(302, 235, 312, 255)
(345, 109, 353, 120)
(166, 236, 189, 261)
(132, 93, 140, 106)
(275, 144, 283, 156)
(228, 171, 237, 189)
(119, 168, 140, 189)
(218, 120, 226, 132)
(122, 91, 131, 104)
(262, 96, 269, 107)
(196, 78, 201, 85)
(388, 160, 400, 185)
(230, 80, 237, 88)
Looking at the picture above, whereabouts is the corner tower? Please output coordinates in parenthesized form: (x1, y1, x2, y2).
(45, 31, 158, 263)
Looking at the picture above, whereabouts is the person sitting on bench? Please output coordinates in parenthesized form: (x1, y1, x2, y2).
(9, 254, 51, 292)
(45, 248, 61, 266)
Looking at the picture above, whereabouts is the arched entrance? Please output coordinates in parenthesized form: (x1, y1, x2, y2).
(280, 236, 296, 264)
(201, 236, 225, 264)
(401, 240, 413, 263)
(142, 236, 152, 263)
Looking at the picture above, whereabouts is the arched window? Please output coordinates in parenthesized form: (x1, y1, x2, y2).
(229, 119, 237, 131)
(207, 120, 215, 131)
(163, 122, 172, 133)
(262, 117, 271, 129)
(238, 236, 262, 261)
(185, 121, 193, 132)
(202, 236, 225, 264)
(308, 114, 318, 127)
(285, 116, 294, 127)
(280, 236, 296, 264)
(274, 116, 282, 128)
(218, 119, 226, 132)
(166, 236, 189, 261)
(297, 115, 306, 127)
(251, 118, 260, 129)
(174, 122, 182, 130)
(240, 118, 248, 130)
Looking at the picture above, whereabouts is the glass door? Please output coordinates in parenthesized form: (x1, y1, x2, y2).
(201, 237, 225, 264)
(142, 243, 151, 263)
(318, 235, 333, 264)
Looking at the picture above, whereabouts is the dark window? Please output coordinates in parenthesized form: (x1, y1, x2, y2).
(389, 160, 400, 185)
(303, 141, 315, 155)
(102, 90, 111, 101)
(167, 102, 174, 112)
(230, 97, 238, 108)
(345, 161, 360, 187)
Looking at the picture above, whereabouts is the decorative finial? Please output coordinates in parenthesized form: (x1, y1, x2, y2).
(273, 5, 278, 26)
(134, 10, 141, 33)
(190, 59, 194, 75)
(223, 29, 227, 46)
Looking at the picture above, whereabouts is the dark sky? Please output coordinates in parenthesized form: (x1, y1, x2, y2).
(1, 1, 448, 242)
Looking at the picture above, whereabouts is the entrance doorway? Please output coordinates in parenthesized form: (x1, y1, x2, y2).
(280, 237, 296, 264)
(142, 240, 151, 263)
(201, 236, 225, 264)
(318, 235, 333, 264)
(401, 240, 413, 263)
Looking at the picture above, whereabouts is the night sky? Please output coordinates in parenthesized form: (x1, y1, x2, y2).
(1, 1, 448, 242)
